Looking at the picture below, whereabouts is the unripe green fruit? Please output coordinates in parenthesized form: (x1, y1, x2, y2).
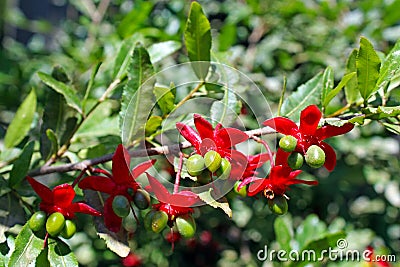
(233, 181, 247, 197)
(268, 195, 288, 215)
(305, 145, 326, 168)
(29, 211, 47, 232)
(287, 152, 304, 170)
(215, 158, 231, 180)
(133, 189, 150, 210)
(60, 220, 76, 239)
(46, 212, 66, 236)
(144, 210, 157, 231)
(150, 210, 168, 233)
(279, 135, 298, 152)
(176, 214, 196, 238)
(112, 195, 130, 218)
(204, 150, 222, 172)
(186, 154, 206, 176)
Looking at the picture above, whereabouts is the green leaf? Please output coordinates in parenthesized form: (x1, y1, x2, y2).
(274, 216, 294, 252)
(83, 61, 102, 110)
(323, 72, 356, 108)
(153, 85, 175, 115)
(47, 238, 78, 267)
(112, 33, 144, 80)
(356, 37, 381, 101)
(9, 141, 34, 189)
(120, 43, 155, 145)
(345, 49, 362, 104)
(4, 89, 36, 148)
(145, 116, 162, 136)
(323, 115, 364, 127)
(45, 129, 59, 158)
(376, 39, 400, 94)
(362, 106, 400, 120)
(184, 2, 212, 80)
(35, 247, 50, 267)
(295, 214, 327, 250)
(148, 41, 182, 64)
(198, 188, 232, 217)
(321, 67, 334, 109)
(8, 223, 44, 266)
(382, 123, 400, 135)
(117, 2, 153, 38)
(281, 72, 324, 121)
(210, 86, 241, 126)
(37, 72, 82, 114)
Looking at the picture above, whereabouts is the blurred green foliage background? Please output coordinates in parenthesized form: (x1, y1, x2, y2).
(0, 0, 399, 266)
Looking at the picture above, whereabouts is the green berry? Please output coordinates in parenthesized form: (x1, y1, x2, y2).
(186, 154, 206, 176)
(279, 135, 298, 152)
(204, 150, 222, 172)
(60, 220, 76, 239)
(176, 214, 196, 238)
(133, 189, 150, 210)
(144, 210, 157, 231)
(112, 195, 130, 218)
(29, 211, 47, 232)
(46, 212, 66, 236)
(305, 145, 326, 168)
(287, 152, 304, 169)
(233, 181, 247, 197)
(215, 158, 231, 180)
(268, 195, 288, 215)
(150, 210, 169, 233)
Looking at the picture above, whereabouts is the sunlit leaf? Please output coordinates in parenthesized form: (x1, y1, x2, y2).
(153, 85, 175, 115)
(198, 188, 232, 217)
(376, 38, 400, 94)
(148, 41, 182, 64)
(345, 49, 362, 104)
(47, 238, 78, 267)
(321, 67, 334, 109)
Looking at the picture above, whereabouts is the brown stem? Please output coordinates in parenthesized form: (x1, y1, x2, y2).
(28, 127, 277, 177)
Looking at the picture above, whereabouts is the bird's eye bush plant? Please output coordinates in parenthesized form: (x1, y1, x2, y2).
(0, 1, 399, 266)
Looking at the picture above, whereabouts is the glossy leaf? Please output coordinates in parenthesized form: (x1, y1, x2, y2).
(184, 2, 212, 80)
(198, 188, 232, 217)
(37, 72, 82, 114)
(47, 238, 78, 267)
(356, 37, 381, 101)
(153, 85, 175, 115)
(4, 89, 36, 148)
(120, 43, 155, 144)
(320, 67, 334, 108)
(210, 86, 241, 126)
(281, 72, 324, 121)
(345, 49, 362, 104)
(8, 223, 44, 266)
(376, 38, 400, 94)
(148, 41, 182, 63)
(9, 141, 34, 189)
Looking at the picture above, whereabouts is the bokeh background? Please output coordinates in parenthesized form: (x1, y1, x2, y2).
(1, 0, 399, 266)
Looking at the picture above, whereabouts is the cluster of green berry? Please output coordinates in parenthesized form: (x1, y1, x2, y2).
(279, 136, 326, 169)
(186, 150, 231, 183)
(144, 211, 196, 239)
(111, 189, 151, 218)
(29, 211, 77, 239)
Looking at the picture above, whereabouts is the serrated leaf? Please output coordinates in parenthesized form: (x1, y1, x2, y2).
(356, 37, 381, 101)
(274, 216, 294, 252)
(210, 86, 241, 126)
(9, 141, 34, 189)
(8, 223, 44, 266)
(47, 238, 78, 267)
(184, 2, 212, 80)
(345, 49, 362, 104)
(37, 72, 82, 114)
(281, 72, 324, 121)
(321, 67, 334, 109)
(363, 106, 400, 120)
(153, 85, 175, 115)
(148, 41, 182, 64)
(323, 72, 356, 109)
(376, 39, 400, 94)
(4, 89, 36, 148)
(198, 188, 232, 217)
(120, 43, 155, 145)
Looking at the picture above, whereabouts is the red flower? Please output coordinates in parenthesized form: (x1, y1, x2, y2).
(241, 153, 271, 180)
(27, 176, 100, 219)
(79, 144, 155, 232)
(263, 105, 354, 171)
(146, 173, 200, 220)
(176, 114, 248, 159)
(239, 149, 318, 198)
(365, 246, 391, 267)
